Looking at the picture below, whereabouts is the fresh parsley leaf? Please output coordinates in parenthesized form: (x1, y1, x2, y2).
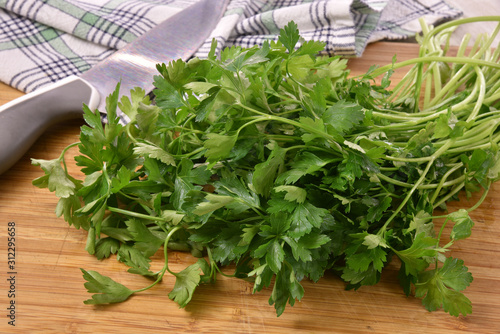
(287, 55, 315, 80)
(448, 209, 474, 241)
(55, 194, 88, 229)
(415, 257, 473, 316)
(32, 158, 77, 198)
(322, 101, 365, 135)
(405, 210, 435, 237)
(289, 202, 327, 238)
(118, 86, 148, 122)
(125, 219, 164, 257)
(296, 40, 327, 56)
(393, 233, 438, 277)
(269, 265, 304, 317)
(169, 259, 208, 308)
(203, 133, 238, 163)
(192, 193, 235, 216)
(274, 185, 307, 203)
(253, 145, 286, 197)
(81, 269, 134, 304)
(278, 21, 300, 54)
(117, 243, 152, 272)
(133, 142, 176, 166)
(95, 237, 120, 260)
(153, 75, 186, 109)
(276, 151, 334, 185)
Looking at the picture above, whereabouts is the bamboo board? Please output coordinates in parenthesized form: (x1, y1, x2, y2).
(0, 42, 499, 334)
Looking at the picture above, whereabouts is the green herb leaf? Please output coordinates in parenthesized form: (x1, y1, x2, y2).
(448, 209, 474, 241)
(393, 233, 438, 277)
(192, 193, 235, 216)
(415, 257, 473, 316)
(253, 145, 286, 197)
(95, 237, 120, 260)
(32, 159, 77, 198)
(274, 185, 307, 203)
(133, 142, 176, 166)
(81, 269, 134, 304)
(278, 21, 300, 53)
(204, 133, 238, 163)
(322, 101, 365, 135)
(169, 259, 208, 308)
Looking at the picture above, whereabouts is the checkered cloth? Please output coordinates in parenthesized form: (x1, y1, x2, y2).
(0, 0, 461, 94)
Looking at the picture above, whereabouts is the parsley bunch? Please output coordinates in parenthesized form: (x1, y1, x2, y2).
(33, 18, 500, 317)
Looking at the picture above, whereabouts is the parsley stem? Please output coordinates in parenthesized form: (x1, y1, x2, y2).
(432, 181, 465, 209)
(58, 142, 80, 161)
(125, 124, 139, 144)
(432, 181, 491, 217)
(436, 217, 450, 262)
(377, 172, 464, 190)
(419, 16, 500, 49)
(283, 144, 341, 156)
(117, 191, 142, 202)
(425, 21, 499, 109)
(207, 247, 235, 278)
(58, 142, 80, 173)
(383, 155, 435, 164)
(132, 225, 183, 293)
(465, 66, 486, 122)
(370, 56, 500, 81)
(429, 163, 464, 204)
(380, 159, 434, 234)
(445, 132, 500, 154)
(234, 116, 271, 136)
(380, 139, 455, 233)
(466, 181, 492, 213)
(371, 109, 447, 124)
(174, 146, 205, 158)
(107, 206, 166, 223)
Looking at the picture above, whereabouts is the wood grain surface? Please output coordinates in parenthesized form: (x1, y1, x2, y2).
(1, 42, 500, 334)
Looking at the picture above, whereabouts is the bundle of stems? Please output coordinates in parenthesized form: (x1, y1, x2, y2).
(365, 17, 500, 212)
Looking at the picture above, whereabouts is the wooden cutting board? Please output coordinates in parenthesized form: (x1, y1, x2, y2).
(1, 42, 499, 334)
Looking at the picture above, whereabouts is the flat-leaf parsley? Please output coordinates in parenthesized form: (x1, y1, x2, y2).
(33, 17, 500, 317)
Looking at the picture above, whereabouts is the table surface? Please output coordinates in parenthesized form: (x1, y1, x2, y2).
(1, 40, 500, 334)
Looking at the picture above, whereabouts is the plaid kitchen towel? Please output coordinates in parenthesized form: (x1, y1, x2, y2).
(0, 0, 461, 94)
